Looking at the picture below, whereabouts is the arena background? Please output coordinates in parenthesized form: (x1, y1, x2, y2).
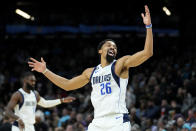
(0, 1, 196, 131)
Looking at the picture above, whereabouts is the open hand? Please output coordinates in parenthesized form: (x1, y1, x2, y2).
(141, 5, 151, 25)
(28, 57, 46, 73)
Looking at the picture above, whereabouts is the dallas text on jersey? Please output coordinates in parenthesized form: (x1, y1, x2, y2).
(92, 74, 111, 85)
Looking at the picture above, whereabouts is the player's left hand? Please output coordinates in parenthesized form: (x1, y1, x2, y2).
(141, 5, 151, 25)
(60, 96, 76, 103)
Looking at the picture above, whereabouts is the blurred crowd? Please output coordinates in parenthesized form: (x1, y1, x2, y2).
(0, 34, 196, 131)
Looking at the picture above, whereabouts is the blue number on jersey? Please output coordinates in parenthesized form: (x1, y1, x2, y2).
(100, 82, 112, 95)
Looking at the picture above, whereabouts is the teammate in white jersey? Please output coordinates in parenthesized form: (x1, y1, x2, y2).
(5, 72, 75, 131)
(28, 5, 153, 131)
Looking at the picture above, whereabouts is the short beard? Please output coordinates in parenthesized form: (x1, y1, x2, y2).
(26, 83, 35, 91)
(106, 54, 115, 63)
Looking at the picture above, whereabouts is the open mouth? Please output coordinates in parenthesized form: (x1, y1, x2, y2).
(108, 49, 115, 56)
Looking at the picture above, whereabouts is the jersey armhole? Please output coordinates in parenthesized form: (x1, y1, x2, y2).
(89, 67, 96, 82)
(89, 67, 97, 87)
(111, 61, 120, 87)
(17, 91, 24, 110)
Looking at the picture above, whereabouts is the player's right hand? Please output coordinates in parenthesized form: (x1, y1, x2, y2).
(28, 57, 46, 73)
(18, 119, 25, 129)
(61, 96, 76, 103)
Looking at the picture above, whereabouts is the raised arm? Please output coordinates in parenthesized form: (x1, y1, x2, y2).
(122, 5, 153, 68)
(28, 58, 93, 91)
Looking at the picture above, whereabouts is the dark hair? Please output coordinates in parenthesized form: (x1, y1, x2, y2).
(20, 72, 34, 82)
(97, 39, 115, 52)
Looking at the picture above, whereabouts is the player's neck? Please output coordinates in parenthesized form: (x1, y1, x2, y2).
(100, 58, 111, 68)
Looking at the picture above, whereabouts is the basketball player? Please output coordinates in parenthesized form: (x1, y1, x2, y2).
(28, 5, 153, 131)
(5, 72, 75, 131)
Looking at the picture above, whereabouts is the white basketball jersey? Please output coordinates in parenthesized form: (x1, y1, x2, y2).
(14, 88, 37, 124)
(90, 60, 128, 118)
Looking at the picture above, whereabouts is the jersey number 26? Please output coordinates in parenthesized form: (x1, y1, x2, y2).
(100, 82, 112, 95)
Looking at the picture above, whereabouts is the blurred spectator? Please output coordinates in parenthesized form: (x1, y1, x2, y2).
(67, 110, 77, 124)
(160, 99, 171, 118)
(34, 110, 49, 131)
(58, 108, 70, 127)
(126, 86, 136, 109)
(65, 124, 74, 131)
(136, 99, 146, 119)
(186, 109, 196, 125)
(156, 118, 167, 131)
(130, 107, 141, 126)
(143, 98, 159, 119)
(76, 113, 86, 128)
(170, 100, 181, 117)
(84, 113, 93, 130)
